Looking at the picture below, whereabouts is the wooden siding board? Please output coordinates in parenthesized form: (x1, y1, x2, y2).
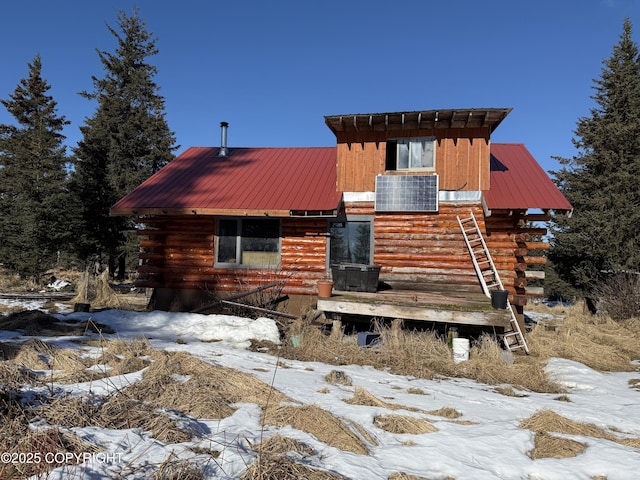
(336, 129, 491, 193)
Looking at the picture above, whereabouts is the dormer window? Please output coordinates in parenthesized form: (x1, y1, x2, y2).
(385, 137, 436, 171)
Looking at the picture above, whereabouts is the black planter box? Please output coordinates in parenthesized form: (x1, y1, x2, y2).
(331, 263, 381, 293)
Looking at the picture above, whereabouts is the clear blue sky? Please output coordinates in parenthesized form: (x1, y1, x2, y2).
(1, 0, 639, 174)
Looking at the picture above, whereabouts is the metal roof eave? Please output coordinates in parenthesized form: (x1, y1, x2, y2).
(111, 205, 342, 218)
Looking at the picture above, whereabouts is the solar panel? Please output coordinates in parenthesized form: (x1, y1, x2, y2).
(374, 175, 439, 212)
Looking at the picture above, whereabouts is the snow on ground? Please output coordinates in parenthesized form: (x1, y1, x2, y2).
(1, 302, 639, 479)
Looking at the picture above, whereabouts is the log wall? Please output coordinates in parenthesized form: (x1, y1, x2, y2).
(345, 202, 512, 294)
(136, 215, 329, 296)
(134, 205, 550, 305)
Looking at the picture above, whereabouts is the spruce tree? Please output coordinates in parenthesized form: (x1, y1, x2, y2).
(72, 9, 176, 276)
(550, 18, 640, 293)
(0, 55, 74, 281)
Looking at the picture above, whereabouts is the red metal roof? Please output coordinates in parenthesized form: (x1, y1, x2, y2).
(111, 146, 342, 216)
(485, 143, 573, 213)
(111, 142, 571, 217)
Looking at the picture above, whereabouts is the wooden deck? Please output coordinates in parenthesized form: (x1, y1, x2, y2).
(316, 285, 511, 328)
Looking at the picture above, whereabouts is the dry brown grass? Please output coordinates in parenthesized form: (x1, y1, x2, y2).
(528, 432, 587, 459)
(0, 397, 100, 480)
(280, 321, 563, 393)
(0, 335, 153, 385)
(246, 434, 337, 480)
(152, 457, 206, 480)
(241, 454, 347, 480)
(373, 414, 438, 435)
(493, 385, 527, 397)
(324, 369, 352, 386)
(124, 350, 291, 420)
(345, 386, 421, 412)
(256, 435, 317, 456)
(92, 270, 124, 309)
(279, 302, 640, 395)
(1, 294, 638, 477)
(427, 407, 462, 419)
(520, 409, 640, 457)
(0, 309, 114, 336)
(40, 394, 193, 444)
(388, 474, 443, 480)
(263, 404, 370, 455)
(526, 304, 640, 372)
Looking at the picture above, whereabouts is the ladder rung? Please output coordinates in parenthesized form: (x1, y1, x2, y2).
(460, 212, 529, 356)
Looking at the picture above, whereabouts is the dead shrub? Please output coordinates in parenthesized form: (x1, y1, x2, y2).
(373, 414, 437, 435)
(591, 272, 640, 322)
(263, 404, 369, 455)
(93, 270, 123, 309)
(70, 270, 91, 305)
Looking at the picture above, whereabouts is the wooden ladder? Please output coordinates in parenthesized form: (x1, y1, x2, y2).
(457, 212, 529, 354)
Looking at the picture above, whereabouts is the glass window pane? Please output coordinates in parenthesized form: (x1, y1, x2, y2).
(397, 141, 409, 169)
(217, 219, 237, 263)
(240, 219, 279, 266)
(419, 139, 435, 168)
(330, 220, 371, 265)
(409, 141, 423, 168)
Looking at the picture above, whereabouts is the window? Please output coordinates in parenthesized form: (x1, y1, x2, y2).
(216, 218, 280, 266)
(386, 137, 435, 171)
(329, 217, 372, 265)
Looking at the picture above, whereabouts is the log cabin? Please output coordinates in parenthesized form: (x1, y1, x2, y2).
(111, 108, 572, 332)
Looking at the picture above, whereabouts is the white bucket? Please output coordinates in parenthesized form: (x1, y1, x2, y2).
(452, 338, 470, 363)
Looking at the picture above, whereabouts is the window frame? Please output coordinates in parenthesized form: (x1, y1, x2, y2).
(215, 217, 282, 268)
(327, 214, 374, 269)
(386, 136, 436, 172)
